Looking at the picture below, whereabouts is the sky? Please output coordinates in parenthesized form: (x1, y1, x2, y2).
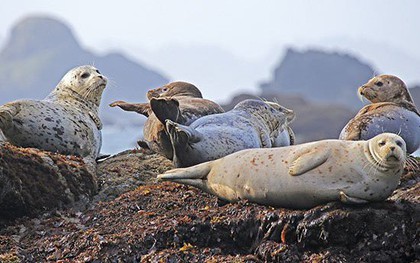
(0, 0, 419, 101)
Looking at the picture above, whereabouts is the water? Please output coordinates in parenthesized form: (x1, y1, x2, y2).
(101, 125, 143, 155)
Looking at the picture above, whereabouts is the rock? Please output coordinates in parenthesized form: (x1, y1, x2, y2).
(0, 143, 96, 225)
(95, 148, 173, 203)
(0, 151, 417, 262)
(260, 48, 376, 110)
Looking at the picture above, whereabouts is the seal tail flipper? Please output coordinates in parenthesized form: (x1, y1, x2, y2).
(288, 148, 330, 176)
(109, 101, 151, 117)
(150, 98, 184, 125)
(157, 161, 212, 189)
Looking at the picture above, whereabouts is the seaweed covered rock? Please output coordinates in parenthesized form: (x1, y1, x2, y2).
(0, 150, 418, 262)
(0, 143, 96, 224)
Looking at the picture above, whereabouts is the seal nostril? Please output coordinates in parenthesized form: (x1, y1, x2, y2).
(390, 146, 395, 151)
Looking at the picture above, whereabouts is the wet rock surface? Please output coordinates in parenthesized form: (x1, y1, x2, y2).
(0, 148, 418, 262)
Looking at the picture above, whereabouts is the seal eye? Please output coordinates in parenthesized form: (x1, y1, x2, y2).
(376, 81, 383, 87)
(81, 72, 90, 79)
(396, 141, 403, 147)
(162, 88, 168, 92)
(378, 141, 386, 147)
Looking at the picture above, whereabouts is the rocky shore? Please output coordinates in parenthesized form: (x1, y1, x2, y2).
(0, 144, 418, 262)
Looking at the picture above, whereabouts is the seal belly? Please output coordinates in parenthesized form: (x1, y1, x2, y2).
(360, 108, 420, 153)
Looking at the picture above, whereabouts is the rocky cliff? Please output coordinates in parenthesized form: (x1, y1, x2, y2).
(260, 48, 376, 110)
(0, 16, 169, 126)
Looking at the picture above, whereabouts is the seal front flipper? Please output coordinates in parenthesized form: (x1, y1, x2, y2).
(150, 98, 183, 125)
(158, 161, 212, 189)
(288, 148, 330, 176)
(109, 101, 151, 117)
(339, 191, 369, 205)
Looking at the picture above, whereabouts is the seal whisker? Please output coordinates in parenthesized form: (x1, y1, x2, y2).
(405, 156, 419, 170)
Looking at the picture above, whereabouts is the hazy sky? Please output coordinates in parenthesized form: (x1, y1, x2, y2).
(0, 1, 419, 101)
(1, 1, 418, 57)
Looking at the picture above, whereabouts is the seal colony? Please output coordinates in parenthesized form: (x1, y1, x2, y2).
(159, 133, 406, 209)
(110, 81, 224, 159)
(0, 65, 107, 161)
(340, 75, 420, 154)
(1, 63, 417, 210)
(166, 99, 295, 167)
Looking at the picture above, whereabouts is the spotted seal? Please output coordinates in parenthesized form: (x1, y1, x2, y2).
(110, 81, 224, 159)
(0, 65, 107, 161)
(340, 75, 419, 154)
(166, 99, 295, 167)
(159, 133, 406, 209)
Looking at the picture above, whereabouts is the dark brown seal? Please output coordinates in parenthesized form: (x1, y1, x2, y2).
(110, 81, 224, 159)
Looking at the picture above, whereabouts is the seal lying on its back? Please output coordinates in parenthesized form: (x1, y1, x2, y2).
(110, 81, 224, 159)
(0, 65, 107, 161)
(166, 99, 295, 167)
(340, 75, 419, 154)
(159, 133, 406, 209)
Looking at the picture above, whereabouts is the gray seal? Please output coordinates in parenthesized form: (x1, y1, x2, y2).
(0, 65, 107, 161)
(340, 75, 420, 154)
(110, 81, 224, 159)
(159, 133, 406, 209)
(166, 99, 295, 167)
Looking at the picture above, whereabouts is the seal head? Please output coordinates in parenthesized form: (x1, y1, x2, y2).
(147, 81, 202, 100)
(367, 133, 406, 171)
(358, 75, 416, 109)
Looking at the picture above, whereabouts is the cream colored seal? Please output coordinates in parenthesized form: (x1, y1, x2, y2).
(0, 65, 107, 161)
(158, 133, 406, 209)
(340, 75, 419, 153)
(110, 81, 224, 159)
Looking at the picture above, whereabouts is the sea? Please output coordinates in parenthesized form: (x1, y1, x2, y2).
(101, 125, 142, 155)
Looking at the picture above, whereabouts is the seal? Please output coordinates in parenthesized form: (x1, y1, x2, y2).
(158, 133, 406, 209)
(110, 81, 224, 159)
(0, 65, 107, 161)
(340, 75, 420, 154)
(166, 99, 295, 167)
